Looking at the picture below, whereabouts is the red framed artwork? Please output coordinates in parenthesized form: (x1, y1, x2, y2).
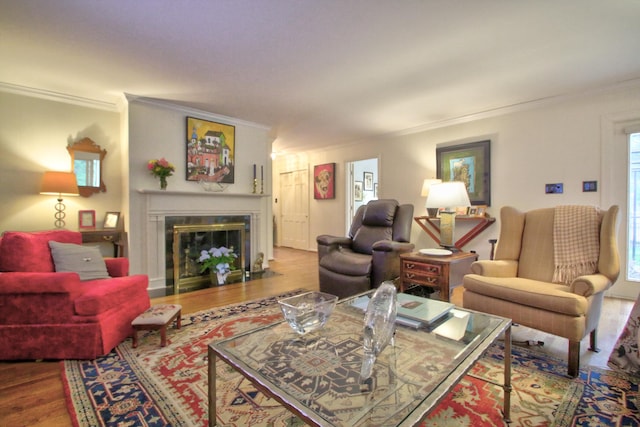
(313, 163, 335, 200)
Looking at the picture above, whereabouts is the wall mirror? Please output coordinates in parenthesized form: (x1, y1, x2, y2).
(67, 137, 107, 197)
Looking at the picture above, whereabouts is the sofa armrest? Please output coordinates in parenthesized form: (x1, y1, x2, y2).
(569, 274, 612, 297)
(0, 272, 81, 324)
(372, 240, 415, 253)
(105, 257, 129, 277)
(470, 260, 519, 277)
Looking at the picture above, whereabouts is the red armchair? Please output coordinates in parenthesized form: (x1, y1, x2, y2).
(0, 230, 150, 360)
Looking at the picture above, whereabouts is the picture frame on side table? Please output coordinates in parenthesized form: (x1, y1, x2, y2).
(186, 116, 236, 184)
(103, 212, 120, 229)
(436, 139, 491, 206)
(313, 163, 336, 199)
(78, 210, 96, 229)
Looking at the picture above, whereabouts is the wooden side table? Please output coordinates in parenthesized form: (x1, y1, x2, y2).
(80, 229, 128, 257)
(399, 251, 478, 302)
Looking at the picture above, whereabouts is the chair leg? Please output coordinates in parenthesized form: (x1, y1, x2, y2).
(589, 329, 600, 353)
(568, 340, 580, 378)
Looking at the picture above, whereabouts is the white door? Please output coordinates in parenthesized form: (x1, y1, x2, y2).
(280, 169, 309, 250)
(603, 115, 640, 299)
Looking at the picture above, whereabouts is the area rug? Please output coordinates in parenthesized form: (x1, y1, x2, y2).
(62, 292, 640, 427)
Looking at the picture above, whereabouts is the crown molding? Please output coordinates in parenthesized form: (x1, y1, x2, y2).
(0, 82, 120, 112)
(125, 93, 271, 131)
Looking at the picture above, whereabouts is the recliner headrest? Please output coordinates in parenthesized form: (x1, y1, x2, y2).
(362, 200, 398, 227)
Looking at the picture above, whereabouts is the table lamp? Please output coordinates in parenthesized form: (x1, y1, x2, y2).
(420, 178, 442, 217)
(425, 181, 470, 251)
(40, 171, 79, 229)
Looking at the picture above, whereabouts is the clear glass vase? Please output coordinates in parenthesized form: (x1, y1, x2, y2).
(360, 281, 397, 382)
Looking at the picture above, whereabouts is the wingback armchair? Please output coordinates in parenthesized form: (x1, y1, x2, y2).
(463, 205, 619, 377)
(317, 199, 414, 299)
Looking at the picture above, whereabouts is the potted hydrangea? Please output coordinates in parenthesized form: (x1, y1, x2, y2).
(198, 246, 238, 285)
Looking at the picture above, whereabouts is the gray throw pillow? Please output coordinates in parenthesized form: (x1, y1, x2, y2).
(48, 241, 111, 281)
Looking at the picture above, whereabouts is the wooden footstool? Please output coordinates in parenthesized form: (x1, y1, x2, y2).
(131, 304, 182, 348)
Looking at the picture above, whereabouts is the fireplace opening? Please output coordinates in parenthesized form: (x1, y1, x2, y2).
(165, 215, 251, 295)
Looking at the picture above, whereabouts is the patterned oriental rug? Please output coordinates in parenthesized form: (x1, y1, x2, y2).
(62, 292, 640, 427)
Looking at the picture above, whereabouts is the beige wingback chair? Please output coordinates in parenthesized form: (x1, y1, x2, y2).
(463, 205, 619, 377)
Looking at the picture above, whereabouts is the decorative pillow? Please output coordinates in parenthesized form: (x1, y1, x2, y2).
(48, 241, 111, 281)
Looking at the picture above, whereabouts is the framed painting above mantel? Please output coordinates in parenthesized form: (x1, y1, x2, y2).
(186, 117, 236, 184)
(436, 140, 491, 206)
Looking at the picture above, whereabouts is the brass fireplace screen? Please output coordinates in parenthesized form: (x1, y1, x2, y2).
(172, 223, 246, 293)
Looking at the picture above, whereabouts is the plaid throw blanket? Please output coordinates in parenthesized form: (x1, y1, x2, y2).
(552, 205, 600, 284)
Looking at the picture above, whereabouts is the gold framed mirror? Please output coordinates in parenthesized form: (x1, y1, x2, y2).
(67, 137, 107, 197)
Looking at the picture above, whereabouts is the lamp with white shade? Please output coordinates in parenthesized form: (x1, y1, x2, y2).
(40, 171, 79, 229)
(425, 181, 470, 251)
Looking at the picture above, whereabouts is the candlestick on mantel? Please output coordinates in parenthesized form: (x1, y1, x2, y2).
(253, 164, 256, 180)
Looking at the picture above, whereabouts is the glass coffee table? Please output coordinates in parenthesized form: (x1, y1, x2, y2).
(208, 291, 512, 427)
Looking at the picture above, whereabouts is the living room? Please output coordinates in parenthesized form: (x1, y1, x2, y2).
(2, 1, 640, 425)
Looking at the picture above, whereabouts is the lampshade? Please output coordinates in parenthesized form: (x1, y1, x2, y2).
(40, 171, 79, 196)
(420, 178, 442, 197)
(425, 181, 470, 209)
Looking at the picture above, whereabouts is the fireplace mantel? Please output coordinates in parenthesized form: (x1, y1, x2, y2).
(137, 188, 270, 198)
(134, 187, 272, 297)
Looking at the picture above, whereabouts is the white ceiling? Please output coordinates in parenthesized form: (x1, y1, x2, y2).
(2, 1, 640, 153)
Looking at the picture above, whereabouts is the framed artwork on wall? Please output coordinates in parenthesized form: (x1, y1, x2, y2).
(103, 212, 120, 229)
(354, 181, 363, 201)
(78, 210, 96, 229)
(363, 171, 374, 191)
(313, 163, 336, 199)
(186, 117, 236, 184)
(436, 139, 491, 206)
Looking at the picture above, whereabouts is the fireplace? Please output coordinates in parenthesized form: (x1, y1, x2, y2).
(165, 215, 250, 295)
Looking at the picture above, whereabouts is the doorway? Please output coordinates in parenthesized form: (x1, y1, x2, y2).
(346, 158, 379, 233)
(603, 115, 640, 299)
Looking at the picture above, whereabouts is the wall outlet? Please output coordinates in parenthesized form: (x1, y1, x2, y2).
(583, 181, 597, 192)
(545, 183, 563, 194)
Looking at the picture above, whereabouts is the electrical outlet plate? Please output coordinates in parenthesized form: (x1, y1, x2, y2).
(545, 183, 563, 194)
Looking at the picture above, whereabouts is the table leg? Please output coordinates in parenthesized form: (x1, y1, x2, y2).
(503, 324, 512, 423)
(208, 347, 217, 427)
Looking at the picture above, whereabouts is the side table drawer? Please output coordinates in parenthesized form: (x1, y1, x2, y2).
(402, 270, 440, 286)
(402, 260, 442, 277)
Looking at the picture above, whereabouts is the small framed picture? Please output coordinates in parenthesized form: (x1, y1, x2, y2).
(456, 207, 469, 216)
(363, 172, 374, 191)
(467, 207, 478, 216)
(475, 205, 488, 217)
(78, 210, 96, 229)
(103, 211, 120, 229)
(354, 181, 363, 201)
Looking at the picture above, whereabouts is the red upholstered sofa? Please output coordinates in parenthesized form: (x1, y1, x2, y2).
(0, 230, 150, 360)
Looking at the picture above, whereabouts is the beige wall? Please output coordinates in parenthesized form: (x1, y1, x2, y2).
(0, 91, 122, 234)
(273, 83, 640, 298)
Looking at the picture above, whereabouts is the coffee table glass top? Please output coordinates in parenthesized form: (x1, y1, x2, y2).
(210, 291, 510, 427)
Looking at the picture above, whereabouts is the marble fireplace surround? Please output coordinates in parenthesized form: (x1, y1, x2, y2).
(137, 189, 269, 296)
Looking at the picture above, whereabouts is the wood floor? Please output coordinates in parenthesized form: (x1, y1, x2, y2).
(0, 247, 634, 427)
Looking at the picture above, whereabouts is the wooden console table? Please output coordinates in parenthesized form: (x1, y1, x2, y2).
(414, 215, 496, 250)
(80, 229, 128, 258)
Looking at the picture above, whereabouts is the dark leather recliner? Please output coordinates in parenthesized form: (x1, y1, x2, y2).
(317, 199, 414, 299)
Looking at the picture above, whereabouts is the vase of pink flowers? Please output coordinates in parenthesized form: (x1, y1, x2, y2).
(147, 158, 175, 190)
